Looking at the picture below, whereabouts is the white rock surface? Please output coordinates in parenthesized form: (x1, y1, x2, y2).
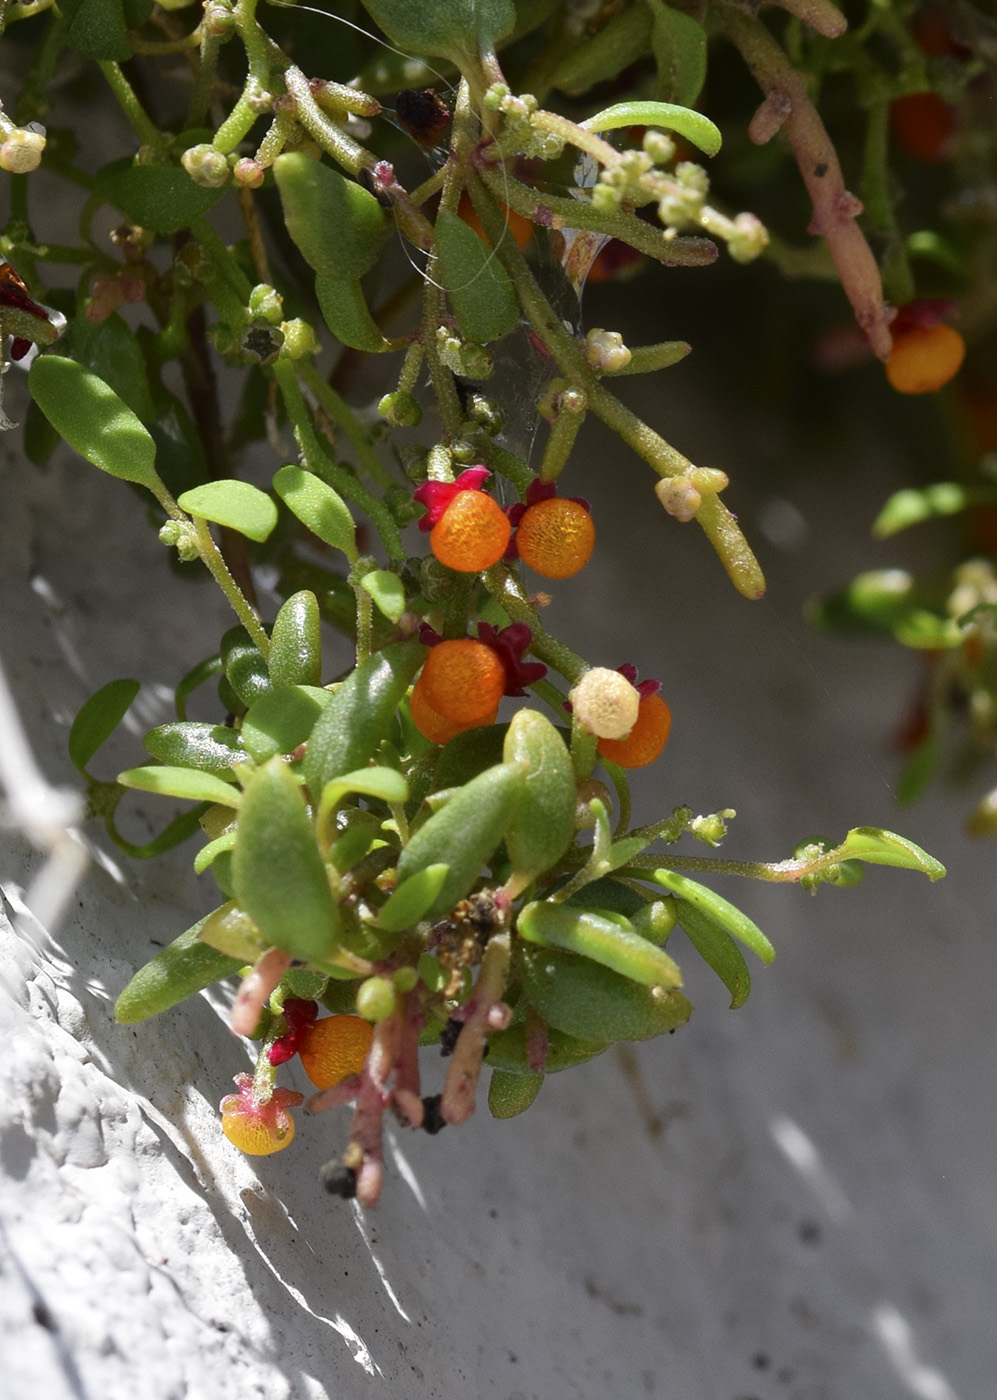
(3, 368, 996, 1400)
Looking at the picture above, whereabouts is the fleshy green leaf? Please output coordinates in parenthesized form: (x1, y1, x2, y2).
(673, 899, 751, 1009)
(488, 1069, 543, 1118)
(273, 153, 389, 280)
(118, 765, 243, 808)
(196, 899, 267, 960)
(69, 678, 140, 775)
(648, 0, 707, 108)
(95, 158, 225, 233)
(193, 830, 237, 875)
(435, 209, 520, 344)
(520, 944, 692, 1042)
(832, 827, 946, 879)
(873, 482, 986, 538)
(29, 357, 161, 492)
(143, 721, 247, 776)
(315, 275, 392, 353)
(644, 869, 775, 963)
(546, 4, 651, 95)
(177, 481, 278, 543)
(359, 570, 407, 623)
(516, 901, 683, 988)
(274, 464, 357, 560)
(485, 1023, 608, 1074)
(358, 0, 515, 64)
(502, 709, 576, 887)
(376, 863, 450, 932)
(581, 101, 722, 158)
(232, 757, 340, 961)
(115, 914, 242, 1023)
(220, 626, 270, 708)
(66, 0, 132, 60)
(240, 685, 332, 764)
(269, 590, 323, 687)
(304, 640, 425, 795)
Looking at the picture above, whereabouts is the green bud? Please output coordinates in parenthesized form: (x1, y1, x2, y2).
(392, 966, 419, 994)
(378, 391, 422, 427)
(248, 283, 284, 324)
(279, 317, 318, 359)
(181, 143, 230, 189)
(356, 975, 397, 1022)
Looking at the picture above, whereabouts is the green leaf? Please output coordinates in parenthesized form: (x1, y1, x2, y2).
(269, 590, 323, 687)
(274, 464, 357, 560)
(273, 153, 389, 279)
(896, 735, 940, 807)
(118, 765, 243, 808)
(644, 869, 775, 964)
(29, 357, 161, 492)
(358, 0, 515, 64)
(115, 915, 242, 1023)
(544, 4, 652, 95)
(485, 1023, 608, 1074)
(143, 721, 247, 777)
(435, 209, 520, 344)
(193, 831, 237, 876)
(220, 626, 270, 708)
(240, 685, 332, 764)
(359, 569, 407, 623)
(174, 654, 224, 721)
(648, 0, 707, 108)
(304, 639, 425, 795)
(673, 899, 751, 1009)
(66, 0, 132, 60)
(833, 827, 946, 879)
(396, 761, 526, 918)
(432, 724, 509, 790)
(488, 1069, 543, 1118)
(233, 757, 341, 961)
(873, 482, 983, 538)
(502, 709, 576, 887)
(69, 678, 139, 775)
(196, 899, 267, 960)
(95, 158, 225, 234)
(69, 313, 155, 422)
(317, 766, 410, 829)
(376, 863, 450, 932)
(177, 480, 278, 543)
(520, 945, 692, 1042)
(581, 101, 722, 158)
(315, 275, 392, 353)
(517, 901, 682, 988)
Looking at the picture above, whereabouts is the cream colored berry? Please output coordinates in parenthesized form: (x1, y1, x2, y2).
(569, 667, 640, 740)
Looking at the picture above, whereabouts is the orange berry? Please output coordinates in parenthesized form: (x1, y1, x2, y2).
(597, 692, 672, 769)
(420, 639, 506, 725)
(890, 92, 955, 163)
(886, 323, 965, 395)
(410, 672, 498, 743)
(298, 1015, 373, 1090)
(516, 497, 595, 579)
(430, 490, 512, 572)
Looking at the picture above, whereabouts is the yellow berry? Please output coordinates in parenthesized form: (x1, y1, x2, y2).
(430, 491, 511, 572)
(598, 693, 672, 769)
(516, 498, 595, 579)
(886, 324, 965, 395)
(219, 1077, 303, 1155)
(298, 1015, 373, 1090)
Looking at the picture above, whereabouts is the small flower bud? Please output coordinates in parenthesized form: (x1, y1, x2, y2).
(0, 127, 46, 174)
(655, 476, 701, 522)
(181, 143, 230, 189)
(248, 283, 284, 323)
(643, 130, 676, 165)
(233, 156, 265, 189)
(569, 667, 640, 740)
(279, 317, 318, 359)
(585, 328, 631, 374)
(727, 212, 770, 265)
(378, 390, 422, 427)
(204, 0, 236, 36)
(356, 975, 397, 1023)
(159, 519, 200, 562)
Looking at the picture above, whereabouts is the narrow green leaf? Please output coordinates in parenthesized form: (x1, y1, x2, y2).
(174, 654, 223, 721)
(545, 4, 652, 95)
(315, 275, 392, 353)
(269, 590, 323, 687)
(29, 356, 161, 491)
(115, 915, 242, 1023)
(95, 158, 225, 234)
(143, 721, 247, 776)
(273, 153, 389, 279)
(358, 0, 515, 63)
(196, 899, 267, 960)
(517, 902, 683, 988)
(648, 0, 707, 107)
(648, 869, 775, 963)
(503, 709, 576, 886)
(581, 100, 722, 158)
(69, 678, 139, 774)
(193, 830, 237, 875)
(674, 901, 751, 1009)
(304, 639, 425, 795)
(274, 464, 357, 560)
(834, 827, 946, 879)
(376, 863, 449, 932)
(359, 569, 407, 623)
(118, 765, 243, 808)
(520, 945, 692, 1042)
(485, 1023, 608, 1074)
(873, 482, 981, 538)
(488, 1069, 544, 1118)
(233, 757, 340, 961)
(240, 685, 332, 764)
(435, 209, 520, 344)
(177, 480, 278, 542)
(220, 626, 270, 708)
(318, 765, 409, 815)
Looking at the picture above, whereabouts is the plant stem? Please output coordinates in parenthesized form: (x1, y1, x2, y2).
(212, 0, 270, 155)
(98, 61, 162, 146)
(191, 516, 271, 658)
(298, 360, 394, 490)
(483, 565, 588, 683)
